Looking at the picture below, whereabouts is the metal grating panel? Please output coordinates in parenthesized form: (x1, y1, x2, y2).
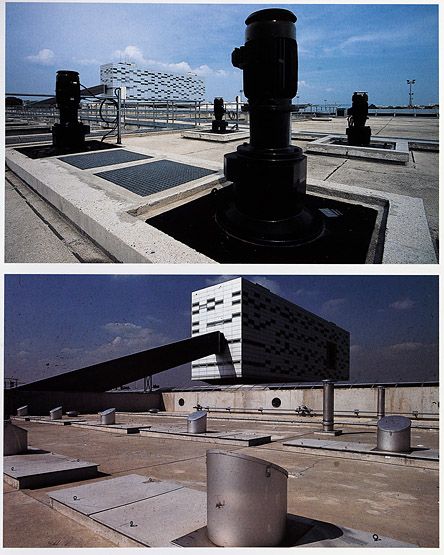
(96, 160, 216, 196)
(59, 150, 152, 170)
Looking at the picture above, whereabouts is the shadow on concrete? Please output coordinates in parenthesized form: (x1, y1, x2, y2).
(282, 513, 343, 546)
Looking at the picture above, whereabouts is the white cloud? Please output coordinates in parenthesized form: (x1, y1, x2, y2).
(51, 321, 170, 372)
(389, 298, 416, 311)
(205, 275, 239, 287)
(251, 277, 282, 296)
(26, 48, 55, 65)
(295, 288, 319, 298)
(112, 45, 228, 78)
(388, 342, 426, 353)
(322, 298, 346, 311)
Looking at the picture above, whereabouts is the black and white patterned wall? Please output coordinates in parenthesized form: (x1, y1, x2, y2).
(191, 278, 350, 382)
(100, 62, 205, 101)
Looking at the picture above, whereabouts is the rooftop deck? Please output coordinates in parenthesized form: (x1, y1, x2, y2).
(5, 115, 439, 263)
(4, 411, 439, 547)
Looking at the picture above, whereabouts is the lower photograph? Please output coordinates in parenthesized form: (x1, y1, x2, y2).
(3, 274, 439, 548)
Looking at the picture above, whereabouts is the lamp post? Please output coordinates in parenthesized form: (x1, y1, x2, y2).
(407, 79, 415, 108)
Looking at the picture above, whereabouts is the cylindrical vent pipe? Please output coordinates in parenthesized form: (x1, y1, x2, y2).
(4, 421, 28, 455)
(206, 450, 288, 547)
(50, 406, 63, 420)
(17, 405, 28, 417)
(376, 386, 386, 419)
(376, 415, 411, 453)
(187, 410, 207, 434)
(100, 408, 116, 425)
(322, 379, 335, 432)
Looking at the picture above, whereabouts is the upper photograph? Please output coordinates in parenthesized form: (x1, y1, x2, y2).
(5, 3, 439, 264)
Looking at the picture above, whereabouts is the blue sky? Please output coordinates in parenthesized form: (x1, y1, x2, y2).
(4, 275, 438, 388)
(5, 3, 439, 105)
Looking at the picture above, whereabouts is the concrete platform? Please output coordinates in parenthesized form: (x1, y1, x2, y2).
(5, 116, 438, 263)
(306, 134, 410, 164)
(284, 438, 439, 469)
(182, 127, 249, 142)
(5, 143, 436, 263)
(4, 419, 438, 547)
(173, 517, 417, 548)
(4, 450, 100, 489)
(6, 145, 223, 263)
(139, 425, 271, 445)
(69, 421, 141, 434)
(25, 416, 86, 426)
(48, 475, 416, 548)
(49, 475, 206, 547)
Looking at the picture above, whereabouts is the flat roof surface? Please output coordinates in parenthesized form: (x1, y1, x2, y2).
(3, 412, 439, 548)
(5, 116, 439, 262)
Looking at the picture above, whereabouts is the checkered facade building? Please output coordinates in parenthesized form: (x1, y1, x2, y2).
(100, 62, 205, 101)
(191, 278, 350, 383)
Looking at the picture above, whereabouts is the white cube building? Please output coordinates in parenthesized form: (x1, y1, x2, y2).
(100, 62, 205, 101)
(191, 278, 350, 383)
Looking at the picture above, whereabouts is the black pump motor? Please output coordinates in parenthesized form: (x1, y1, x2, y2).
(216, 8, 324, 248)
(212, 97, 228, 133)
(52, 70, 90, 150)
(346, 91, 371, 146)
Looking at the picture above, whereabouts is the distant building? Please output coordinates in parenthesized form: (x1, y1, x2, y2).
(191, 278, 350, 383)
(100, 62, 205, 102)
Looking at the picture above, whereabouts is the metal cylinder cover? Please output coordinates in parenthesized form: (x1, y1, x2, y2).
(322, 379, 335, 431)
(377, 415, 411, 453)
(4, 421, 28, 455)
(187, 410, 207, 434)
(50, 406, 63, 420)
(100, 408, 116, 425)
(17, 405, 28, 416)
(206, 450, 288, 547)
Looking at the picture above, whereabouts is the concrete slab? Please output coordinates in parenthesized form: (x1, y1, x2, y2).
(49, 474, 416, 548)
(92, 487, 207, 547)
(4, 451, 99, 489)
(284, 438, 439, 468)
(70, 421, 141, 434)
(49, 476, 206, 547)
(48, 474, 183, 516)
(306, 134, 410, 164)
(5, 145, 222, 263)
(182, 127, 250, 142)
(173, 515, 417, 548)
(5, 418, 438, 548)
(139, 425, 271, 445)
(5, 118, 438, 264)
(27, 416, 86, 426)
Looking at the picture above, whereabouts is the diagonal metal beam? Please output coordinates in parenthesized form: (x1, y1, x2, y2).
(16, 332, 224, 392)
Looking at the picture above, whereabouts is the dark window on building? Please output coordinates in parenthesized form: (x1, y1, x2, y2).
(178, 398, 185, 407)
(327, 342, 338, 370)
(232, 291, 241, 296)
(272, 397, 282, 408)
(232, 300, 241, 305)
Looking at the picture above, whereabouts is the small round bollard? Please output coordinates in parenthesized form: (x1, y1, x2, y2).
(187, 410, 207, 434)
(50, 406, 63, 420)
(17, 405, 28, 417)
(206, 450, 288, 547)
(100, 408, 116, 425)
(377, 415, 411, 453)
